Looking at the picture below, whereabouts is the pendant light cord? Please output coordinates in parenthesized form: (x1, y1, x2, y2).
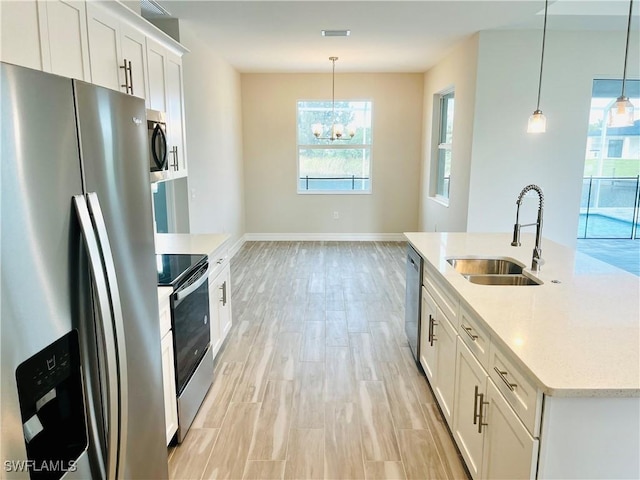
(331, 57, 337, 126)
(621, 0, 633, 98)
(536, 0, 548, 111)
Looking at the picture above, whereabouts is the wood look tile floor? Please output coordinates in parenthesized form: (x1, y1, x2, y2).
(168, 241, 469, 480)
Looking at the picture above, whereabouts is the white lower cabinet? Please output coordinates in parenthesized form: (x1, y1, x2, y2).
(481, 380, 539, 479)
(208, 258, 233, 360)
(158, 287, 178, 445)
(160, 330, 178, 445)
(453, 338, 487, 479)
(453, 335, 538, 480)
(420, 286, 457, 426)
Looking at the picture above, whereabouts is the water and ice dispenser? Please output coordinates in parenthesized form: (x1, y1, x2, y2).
(15, 331, 88, 479)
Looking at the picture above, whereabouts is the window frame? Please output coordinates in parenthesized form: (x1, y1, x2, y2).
(431, 88, 455, 205)
(296, 99, 373, 195)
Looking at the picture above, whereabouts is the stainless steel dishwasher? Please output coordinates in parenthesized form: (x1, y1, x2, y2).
(404, 244, 424, 374)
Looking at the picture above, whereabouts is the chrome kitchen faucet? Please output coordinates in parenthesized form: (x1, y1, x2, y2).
(511, 184, 544, 272)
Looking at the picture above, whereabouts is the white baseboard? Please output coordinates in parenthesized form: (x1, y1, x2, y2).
(227, 235, 247, 259)
(243, 233, 406, 242)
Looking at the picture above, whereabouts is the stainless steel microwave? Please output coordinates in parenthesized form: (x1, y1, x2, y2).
(147, 109, 167, 178)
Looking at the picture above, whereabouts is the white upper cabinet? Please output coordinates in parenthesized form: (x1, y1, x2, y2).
(165, 51, 187, 174)
(120, 24, 148, 99)
(3, 0, 189, 176)
(1, 0, 90, 80)
(86, 2, 148, 99)
(86, 2, 121, 90)
(1, 1, 44, 70)
(41, 0, 91, 80)
(146, 38, 188, 177)
(146, 37, 167, 112)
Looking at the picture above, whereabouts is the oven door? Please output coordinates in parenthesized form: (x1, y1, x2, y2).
(171, 263, 210, 395)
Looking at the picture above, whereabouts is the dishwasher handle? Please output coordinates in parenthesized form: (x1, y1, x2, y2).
(408, 255, 420, 272)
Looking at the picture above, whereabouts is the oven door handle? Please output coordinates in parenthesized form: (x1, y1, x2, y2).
(173, 265, 209, 307)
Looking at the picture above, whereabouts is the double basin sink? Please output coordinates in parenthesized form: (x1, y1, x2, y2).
(446, 257, 542, 286)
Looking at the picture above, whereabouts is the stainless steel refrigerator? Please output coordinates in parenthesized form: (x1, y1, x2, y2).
(1, 62, 168, 479)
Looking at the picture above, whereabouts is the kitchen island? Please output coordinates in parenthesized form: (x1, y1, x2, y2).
(404, 232, 639, 479)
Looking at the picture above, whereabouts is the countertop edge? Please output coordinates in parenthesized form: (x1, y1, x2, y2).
(155, 233, 231, 259)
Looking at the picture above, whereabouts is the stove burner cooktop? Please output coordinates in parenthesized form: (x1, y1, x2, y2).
(156, 253, 207, 287)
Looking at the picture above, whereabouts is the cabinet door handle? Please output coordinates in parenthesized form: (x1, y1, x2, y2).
(473, 385, 480, 425)
(478, 393, 489, 434)
(462, 325, 478, 341)
(428, 315, 437, 346)
(127, 59, 134, 95)
(120, 59, 130, 93)
(171, 146, 179, 170)
(120, 59, 133, 94)
(219, 280, 227, 306)
(494, 367, 517, 391)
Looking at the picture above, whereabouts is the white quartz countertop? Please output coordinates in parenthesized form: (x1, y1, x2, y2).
(155, 233, 230, 259)
(404, 232, 640, 397)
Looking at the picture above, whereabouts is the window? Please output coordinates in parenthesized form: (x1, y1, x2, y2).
(607, 139, 623, 158)
(433, 90, 454, 201)
(297, 100, 372, 193)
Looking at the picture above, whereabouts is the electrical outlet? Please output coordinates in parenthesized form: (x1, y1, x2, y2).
(333, 211, 339, 219)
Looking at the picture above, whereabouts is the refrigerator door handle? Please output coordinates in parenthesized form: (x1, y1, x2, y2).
(86, 192, 129, 476)
(73, 194, 124, 480)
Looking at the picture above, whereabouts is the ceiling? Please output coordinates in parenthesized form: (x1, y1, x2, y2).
(156, 1, 639, 73)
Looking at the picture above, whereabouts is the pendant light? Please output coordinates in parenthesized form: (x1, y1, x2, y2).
(527, 0, 549, 133)
(311, 57, 355, 141)
(608, 0, 635, 128)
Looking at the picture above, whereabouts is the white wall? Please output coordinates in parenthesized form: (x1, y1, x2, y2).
(468, 30, 639, 247)
(241, 73, 424, 238)
(420, 34, 479, 233)
(178, 22, 246, 245)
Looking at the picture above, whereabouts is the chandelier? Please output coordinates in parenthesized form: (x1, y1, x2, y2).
(311, 57, 355, 141)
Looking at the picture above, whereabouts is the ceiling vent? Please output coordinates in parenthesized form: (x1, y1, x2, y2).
(140, 0, 171, 17)
(321, 30, 351, 37)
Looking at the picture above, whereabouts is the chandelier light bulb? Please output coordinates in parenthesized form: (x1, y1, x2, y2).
(312, 123, 323, 138)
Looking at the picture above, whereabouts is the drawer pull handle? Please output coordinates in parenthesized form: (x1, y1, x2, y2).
(494, 367, 517, 391)
(462, 325, 478, 341)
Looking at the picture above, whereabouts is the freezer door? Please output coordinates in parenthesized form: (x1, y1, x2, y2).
(74, 81, 169, 479)
(0, 63, 97, 479)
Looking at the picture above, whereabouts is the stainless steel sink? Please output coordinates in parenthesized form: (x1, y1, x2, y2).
(447, 257, 524, 275)
(464, 274, 542, 286)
